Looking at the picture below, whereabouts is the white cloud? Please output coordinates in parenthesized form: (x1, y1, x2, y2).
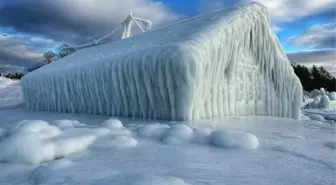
(245, 0, 335, 22)
(287, 23, 335, 49)
(43, 0, 178, 27)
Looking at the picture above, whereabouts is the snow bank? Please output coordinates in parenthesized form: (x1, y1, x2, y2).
(21, 2, 302, 120)
(0, 77, 24, 109)
(0, 119, 136, 164)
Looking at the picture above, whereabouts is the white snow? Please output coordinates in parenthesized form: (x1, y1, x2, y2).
(21, 2, 302, 120)
(137, 123, 170, 139)
(101, 118, 124, 129)
(0, 108, 334, 185)
(50, 119, 78, 129)
(0, 119, 138, 164)
(210, 130, 259, 149)
(0, 77, 24, 109)
(0, 117, 264, 165)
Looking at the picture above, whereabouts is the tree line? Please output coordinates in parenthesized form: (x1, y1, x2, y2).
(0, 72, 24, 79)
(292, 64, 336, 92)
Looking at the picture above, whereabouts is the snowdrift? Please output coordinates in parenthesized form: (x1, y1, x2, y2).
(21, 2, 302, 120)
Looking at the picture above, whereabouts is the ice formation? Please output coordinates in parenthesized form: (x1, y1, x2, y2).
(0, 118, 261, 164)
(21, 2, 302, 120)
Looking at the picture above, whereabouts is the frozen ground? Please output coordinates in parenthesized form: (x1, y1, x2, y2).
(0, 77, 335, 185)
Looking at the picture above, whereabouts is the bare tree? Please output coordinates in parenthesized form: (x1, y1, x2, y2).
(43, 51, 57, 63)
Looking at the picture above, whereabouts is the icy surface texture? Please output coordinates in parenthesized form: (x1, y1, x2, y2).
(21, 3, 302, 120)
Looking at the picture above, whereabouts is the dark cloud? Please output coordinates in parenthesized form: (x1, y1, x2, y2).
(0, 37, 43, 72)
(0, 0, 179, 72)
(0, 0, 179, 44)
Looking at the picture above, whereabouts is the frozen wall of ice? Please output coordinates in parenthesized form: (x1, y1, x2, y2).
(21, 2, 302, 120)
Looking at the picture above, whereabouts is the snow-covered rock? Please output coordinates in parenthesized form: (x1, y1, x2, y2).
(319, 94, 331, 109)
(137, 123, 170, 139)
(0, 119, 135, 164)
(21, 2, 302, 120)
(162, 125, 194, 144)
(328, 92, 336, 100)
(210, 130, 259, 149)
(101, 119, 124, 129)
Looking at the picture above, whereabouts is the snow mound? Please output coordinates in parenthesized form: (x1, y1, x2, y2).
(94, 174, 190, 185)
(0, 119, 135, 164)
(135, 123, 259, 149)
(21, 3, 302, 120)
(210, 130, 259, 149)
(320, 95, 331, 109)
(101, 119, 124, 129)
(50, 119, 81, 129)
(137, 123, 170, 139)
(304, 95, 333, 109)
(328, 92, 336, 100)
(162, 125, 194, 144)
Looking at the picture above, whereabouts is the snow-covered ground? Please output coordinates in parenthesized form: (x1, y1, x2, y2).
(0, 77, 335, 185)
(0, 77, 24, 110)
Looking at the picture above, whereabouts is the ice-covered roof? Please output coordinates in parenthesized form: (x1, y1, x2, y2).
(28, 3, 269, 76)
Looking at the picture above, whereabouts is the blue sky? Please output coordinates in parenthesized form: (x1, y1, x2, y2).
(0, 0, 335, 75)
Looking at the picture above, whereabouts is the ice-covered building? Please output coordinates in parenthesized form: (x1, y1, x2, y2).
(21, 2, 303, 120)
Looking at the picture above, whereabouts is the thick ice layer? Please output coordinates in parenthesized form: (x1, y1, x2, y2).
(21, 2, 302, 120)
